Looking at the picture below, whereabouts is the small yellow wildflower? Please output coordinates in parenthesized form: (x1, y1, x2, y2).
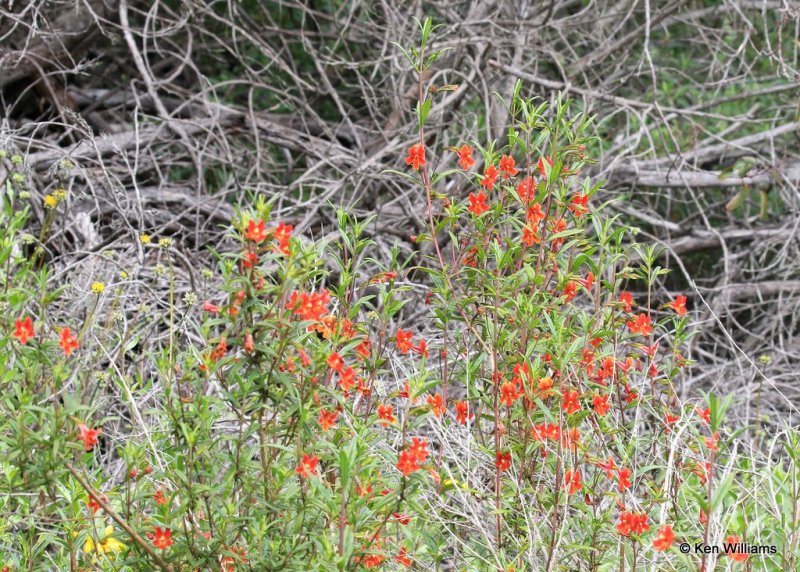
(119, 271, 129, 280)
(83, 525, 127, 559)
(91, 282, 105, 294)
(44, 194, 59, 209)
(139, 234, 151, 244)
(53, 188, 68, 200)
(158, 237, 173, 249)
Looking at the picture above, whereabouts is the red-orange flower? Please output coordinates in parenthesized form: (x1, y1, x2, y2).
(616, 511, 649, 536)
(568, 193, 589, 216)
(619, 291, 633, 312)
(627, 313, 653, 336)
(562, 390, 581, 414)
(409, 437, 429, 464)
(405, 144, 426, 170)
(327, 352, 345, 373)
(377, 404, 395, 426)
(669, 295, 688, 317)
(697, 406, 711, 425)
(274, 223, 293, 255)
(597, 456, 618, 479)
(152, 527, 173, 549)
(295, 453, 319, 477)
(395, 547, 412, 567)
(725, 535, 748, 562)
(564, 469, 582, 494)
(480, 165, 498, 191)
(396, 450, 420, 476)
(495, 451, 512, 472)
(59, 327, 79, 356)
(617, 467, 632, 491)
(454, 400, 473, 425)
(154, 489, 167, 505)
(12, 316, 34, 344)
(287, 290, 331, 322)
(455, 144, 475, 170)
(78, 423, 101, 451)
(318, 409, 338, 432)
(498, 154, 518, 179)
(395, 329, 414, 353)
(653, 524, 675, 552)
(517, 176, 536, 201)
(245, 219, 267, 242)
(427, 393, 445, 417)
(468, 192, 489, 216)
(593, 393, 610, 416)
(500, 381, 521, 407)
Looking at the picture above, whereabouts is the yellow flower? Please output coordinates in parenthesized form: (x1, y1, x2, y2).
(44, 194, 59, 209)
(139, 233, 151, 244)
(158, 237, 173, 249)
(91, 282, 105, 294)
(53, 188, 68, 200)
(119, 271, 129, 280)
(83, 525, 127, 559)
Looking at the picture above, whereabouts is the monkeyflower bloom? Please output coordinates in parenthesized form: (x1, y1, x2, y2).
(396, 450, 420, 476)
(616, 511, 649, 536)
(498, 154, 518, 179)
(617, 467, 632, 491)
(619, 291, 633, 312)
(725, 535, 748, 562)
(405, 144, 426, 170)
(568, 193, 590, 216)
(78, 424, 102, 451)
(480, 165, 498, 191)
(653, 524, 675, 552)
(152, 527, 173, 549)
(427, 393, 445, 417)
(12, 316, 35, 344)
(564, 470, 582, 494)
(468, 191, 489, 216)
(395, 329, 414, 353)
(455, 144, 475, 170)
(59, 327, 79, 356)
(669, 295, 688, 317)
(377, 404, 396, 426)
(318, 409, 338, 432)
(495, 451, 512, 472)
(627, 313, 652, 336)
(84, 526, 126, 558)
(517, 176, 536, 201)
(562, 390, 581, 414)
(454, 400, 473, 425)
(592, 393, 610, 416)
(245, 219, 267, 242)
(295, 453, 319, 478)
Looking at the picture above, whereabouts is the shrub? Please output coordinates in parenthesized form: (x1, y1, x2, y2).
(0, 20, 798, 572)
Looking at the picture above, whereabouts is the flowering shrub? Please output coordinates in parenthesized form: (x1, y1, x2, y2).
(0, 19, 799, 572)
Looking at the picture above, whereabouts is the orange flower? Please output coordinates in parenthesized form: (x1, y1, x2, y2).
(653, 524, 675, 552)
(409, 437, 429, 464)
(527, 203, 545, 226)
(627, 313, 652, 336)
(568, 193, 589, 216)
(427, 393, 445, 417)
(562, 281, 578, 302)
(395, 329, 414, 353)
(468, 192, 489, 216)
(617, 467, 632, 491)
(245, 219, 267, 242)
(495, 451, 512, 472)
(395, 547, 412, 567)
(480, 165, 498, 190)
(564, 469, 582, 494)
(152, 527, 173, 549)
(455, 144, 475, 170)
(669, 295, 687, 317)
(377, 404, 395, 426)
(274, 223, 293, 255)
(295, 453, 319, 478)
(562, 390, 581, 414)
(697, 406, 711, 425)
(287, 290, 331, 322)
(616, 511, 649, 536)
(596, 456, 617, 479)
(592, 393, 610, 416)
(517, 176, 536, 201)
(725, 535, 748, 562)
(355, 338, 371, 360)
(454, 400, 473, 425)
(154, 489, 167, 505)
(59, 327, 79, 356)
(396, 450, 420, 476)
(12, 316, 34, 344)
(498, 154, 517, 179)
(338, 367, 357, 392)
(78, 424, 101, 451)
(619, 291, 633, 312)
(202, 301, 220, 313)
(521, 224, 540, 246)
(87, 496, 102, 514)
(326, 352, 345, 373)
(318, 409, 338, 432)
(405, 144, 426, 170)
(500, 381, 521, 407)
